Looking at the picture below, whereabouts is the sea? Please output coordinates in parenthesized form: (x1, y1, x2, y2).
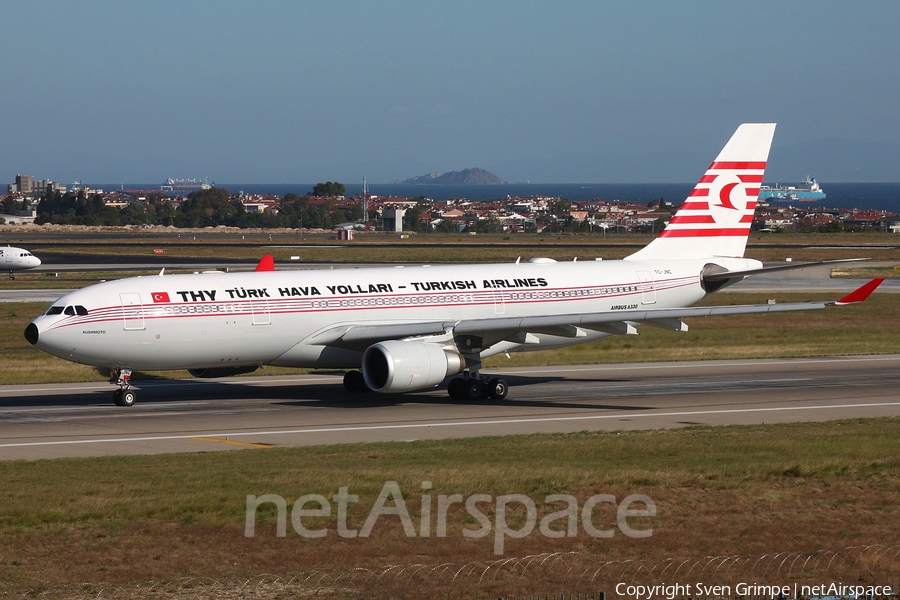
(101, 182, 900, 213)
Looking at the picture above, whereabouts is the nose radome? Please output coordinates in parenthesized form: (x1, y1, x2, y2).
(24, 323, 39, 345)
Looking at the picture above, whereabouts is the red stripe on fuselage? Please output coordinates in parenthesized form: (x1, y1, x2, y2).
(42, 277, 702, 333)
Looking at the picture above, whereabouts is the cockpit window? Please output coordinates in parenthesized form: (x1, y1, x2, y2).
(45, 306, 64, 315)
(75, 306, 88, 316)
(64, 306, 75, 315)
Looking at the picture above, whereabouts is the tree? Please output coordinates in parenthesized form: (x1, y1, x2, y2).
(434, 219, 457, 233)
(311, 182, 345, 197)
(551, 198, 573, 215)
(174, 187, 240, 228)
(1, 196, 18, 215)
(820, 220, 843, 233)
(477, 216, 503, 233)
(403, 205, 423, 232)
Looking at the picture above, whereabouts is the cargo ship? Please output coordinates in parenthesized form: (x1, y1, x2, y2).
(758, 176, 825, 202)
(160, 178, 213, 194)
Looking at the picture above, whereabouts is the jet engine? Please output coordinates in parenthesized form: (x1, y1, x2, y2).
(188, 366, 260, 378)
(362, 340, 464, 393)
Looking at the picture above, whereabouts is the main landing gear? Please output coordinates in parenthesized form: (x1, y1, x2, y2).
(110, 368, 136, 407)
(342, 369, 508, 400)
(447, 374, 508, 401)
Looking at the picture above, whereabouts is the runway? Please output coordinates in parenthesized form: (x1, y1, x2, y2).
(1, 355, 899, 461)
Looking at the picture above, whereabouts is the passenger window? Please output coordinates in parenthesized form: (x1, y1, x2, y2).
(64, 306, 75, 315)
(75, 306, 88, 316)
(46, 306, 64, 315)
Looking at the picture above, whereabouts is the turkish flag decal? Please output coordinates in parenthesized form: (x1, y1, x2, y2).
(152, 292, 170, 303)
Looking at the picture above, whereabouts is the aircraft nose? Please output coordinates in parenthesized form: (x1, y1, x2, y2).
(24, 323, 39, 345)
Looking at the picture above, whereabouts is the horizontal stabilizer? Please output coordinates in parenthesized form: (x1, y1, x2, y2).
(703, 258, 869, 282)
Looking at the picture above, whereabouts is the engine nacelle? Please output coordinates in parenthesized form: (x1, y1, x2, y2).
(362, 341, 464, 393)
(188, 366, 259, 378)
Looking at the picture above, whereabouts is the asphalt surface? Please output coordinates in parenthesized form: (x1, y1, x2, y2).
(1, 355, 898, 461)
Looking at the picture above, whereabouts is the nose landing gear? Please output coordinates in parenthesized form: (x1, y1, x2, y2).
(110, 368, 136, 406)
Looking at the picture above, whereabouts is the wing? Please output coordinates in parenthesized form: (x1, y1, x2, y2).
(308, 278, 885, 353)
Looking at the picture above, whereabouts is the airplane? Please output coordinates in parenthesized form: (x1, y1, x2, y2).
(1, 245, 41, 279)
(23, 123, 884, 406)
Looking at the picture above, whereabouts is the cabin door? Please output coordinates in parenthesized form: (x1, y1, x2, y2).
(636, 270, 657, 305)
(120, 293, 145, 331)
(251, 299, 270, 325)
(493, 289, 505, 315)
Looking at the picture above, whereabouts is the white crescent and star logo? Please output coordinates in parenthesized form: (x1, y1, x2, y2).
(708, 174, 748, 225)
(716, 181, 739, 210)
(151, 292, 170, 303)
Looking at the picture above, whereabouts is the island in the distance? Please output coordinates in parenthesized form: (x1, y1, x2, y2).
(395, 168, 507, 185)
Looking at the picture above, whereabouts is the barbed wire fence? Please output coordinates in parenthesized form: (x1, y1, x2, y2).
(7, 545, 899, 599)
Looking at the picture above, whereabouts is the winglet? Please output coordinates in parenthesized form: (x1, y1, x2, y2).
(834, 278, 884, 305)
(255, 255, 275, 272)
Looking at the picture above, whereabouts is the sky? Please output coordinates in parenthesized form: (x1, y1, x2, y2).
(2, 1, 899, 184)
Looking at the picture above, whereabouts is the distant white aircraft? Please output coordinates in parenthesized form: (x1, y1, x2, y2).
(24, 124, 883, 406)
(1, 245, 41, 279)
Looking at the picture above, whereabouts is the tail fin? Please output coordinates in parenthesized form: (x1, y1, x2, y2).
(626, 123, 776, 261)
(255, 254, 275, 271)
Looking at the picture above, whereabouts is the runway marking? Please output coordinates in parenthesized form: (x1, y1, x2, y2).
(1, 400, 898, 449)
(190, 437, 272, 449)
(516, 355, 900, 375)
(0, 402, 212, 414)
(0, 376, 343, 397)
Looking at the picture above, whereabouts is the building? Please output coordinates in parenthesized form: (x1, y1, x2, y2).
(15, 174, 33, 194)
(382, 208, 407, 232)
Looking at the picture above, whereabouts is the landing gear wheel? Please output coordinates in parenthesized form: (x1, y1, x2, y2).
(487, 378, 508, 400)
(343, 370, 369, 393)
(464, 380, 485, 400)
(113, 389, 136, 407)
(448, 377, 466, 399)
(109, 368, 135, 407)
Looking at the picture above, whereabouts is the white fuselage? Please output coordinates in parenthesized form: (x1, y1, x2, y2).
(27, 256, 754, 371)
(1, 246, 41, 272)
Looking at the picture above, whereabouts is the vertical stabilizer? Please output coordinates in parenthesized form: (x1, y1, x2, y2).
(626, 123, 775, 261)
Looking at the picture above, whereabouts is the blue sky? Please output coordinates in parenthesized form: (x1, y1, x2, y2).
(3, 1, 899, 184)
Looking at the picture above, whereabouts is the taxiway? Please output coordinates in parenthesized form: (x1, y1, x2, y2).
(1, 355, 898, 461)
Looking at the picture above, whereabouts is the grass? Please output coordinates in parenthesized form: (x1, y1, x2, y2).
(11, 229, 900, 265)
(0, 419, 897, 595)
(488, 291, 900, 368)
(832, 266, 900, 278)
